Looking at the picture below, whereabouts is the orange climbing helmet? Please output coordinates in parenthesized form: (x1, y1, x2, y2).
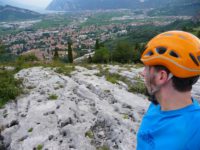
(141, 30, 200, 78)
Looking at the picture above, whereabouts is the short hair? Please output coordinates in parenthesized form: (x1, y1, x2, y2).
(153, 65, 199, 92)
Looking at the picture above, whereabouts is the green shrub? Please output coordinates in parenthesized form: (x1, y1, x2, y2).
(95, 72, 104, 77)
(80, 64, 94, 70)
(48, 94, 58, 100)
(37, 144, 43, 150)
(106, 73, 126, 84)
(0, 70, 22, 108)
(106, 75, 118, 84)
(28, 128, 33, 132)
(104, 90, 110, 93)
(93, 47, 110, 63)
(18, 54, 39, 62)
(15, 54, 39, 71)
(123, 114, 129, 119)
(55, 65, 75, 76)
(85, 130, 94, 139)
(128, 80, 146, 95)
(97, 145, 110, 150)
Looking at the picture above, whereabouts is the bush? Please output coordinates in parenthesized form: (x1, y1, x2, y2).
(128, 77, 146, 95)
(15, 54, 39, 71)
(93, 47, 110, 63)
(0, 70, 22, 108)
(85, 130, 94, 139)
(112, 41, 133, 63)
(18, 54, 39, 62)
(48, 94, 58, 100)
(106, 73, 121, 84)
(28, 128, 33, 132)
(55, 65, 75, 76)
(97, 145, 110, 150)
(0, 44, 17, 63)
(36, 144, 43, 150)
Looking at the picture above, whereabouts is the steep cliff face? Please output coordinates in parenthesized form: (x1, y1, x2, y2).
(47, 0, 140, 11)
(46, 0, 200, 16)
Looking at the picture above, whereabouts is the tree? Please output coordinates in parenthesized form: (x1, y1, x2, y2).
(95, 39, 100, 50)
(112, 41, 132, 63)
(132, 42, 142, 63)
(68, 40, 73, 63)
(93, 47, 109, 63)
(197, 30, 200, 39)
(182, 26, 188, 32)
(135, 43, 140, 50)
(88, 54, 92, 63)
(0, 43, 6, 55)
(0, 43, 17, 63)
(53, 47, 59, 60)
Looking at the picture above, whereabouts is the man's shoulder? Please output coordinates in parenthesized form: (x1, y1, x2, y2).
(186, 100, 200, 129)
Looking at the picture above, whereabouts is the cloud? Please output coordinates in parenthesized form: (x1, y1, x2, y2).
(14, 0, 52, 8)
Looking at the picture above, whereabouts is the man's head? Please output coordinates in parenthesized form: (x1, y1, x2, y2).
(140, 31, 200, 104)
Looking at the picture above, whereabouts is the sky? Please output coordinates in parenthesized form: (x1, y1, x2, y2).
(14, 0, 52, 8)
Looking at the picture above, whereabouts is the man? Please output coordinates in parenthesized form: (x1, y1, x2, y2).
(137, 31, 200, 150)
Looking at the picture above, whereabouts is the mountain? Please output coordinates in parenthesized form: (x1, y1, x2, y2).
(0, 0, 50, 12)
(147, 0, 200, 16)
(47, 0, 142, 11)
(0, 5, 41, 22)
(46, 0, 200, 16)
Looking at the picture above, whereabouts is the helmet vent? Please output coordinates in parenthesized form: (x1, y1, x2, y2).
(189, 53, 199, 66)
(156, 47, 167, 54)
(145, 50, 154, 56)
(169, 51, 179, 58)
(198, 56, 200, 62)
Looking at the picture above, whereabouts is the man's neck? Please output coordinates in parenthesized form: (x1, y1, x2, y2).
(156, 88, 193, 111)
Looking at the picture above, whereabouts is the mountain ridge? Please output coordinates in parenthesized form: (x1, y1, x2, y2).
(46, 0, 200, 16)
(0, 5, 41, 22)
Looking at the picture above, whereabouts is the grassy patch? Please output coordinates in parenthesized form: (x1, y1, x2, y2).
(28, 128, 33, 132)
(106, 76, 118, 84)
(36, 144, 43, 150)
(32, 15, 73, 29)
(80, 64, 94, 70)
(85, 130, 94, 139)
(106, 73, 127, 85)
(133, 63, 144, 68)
(13, 55, 75, 76)
(123, 114, 129, 119)
(59, 84, 64, 88)
(97, 145, 110, 150)
(0, 70, 22, 108)
(55, 65, 75, 76)
(128, 76, 146, 95)
(96, 66, 146, 95)
(48, 94, 58, 100)
(104, 90, 110, 93)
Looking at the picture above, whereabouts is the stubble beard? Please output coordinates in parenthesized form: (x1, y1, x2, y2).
(145, 76, 159, 105)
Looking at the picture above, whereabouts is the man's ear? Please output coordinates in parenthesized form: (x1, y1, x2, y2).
(159, 70, 169, 82)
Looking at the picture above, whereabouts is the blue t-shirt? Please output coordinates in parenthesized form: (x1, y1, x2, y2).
(137, 98, 200, 150)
